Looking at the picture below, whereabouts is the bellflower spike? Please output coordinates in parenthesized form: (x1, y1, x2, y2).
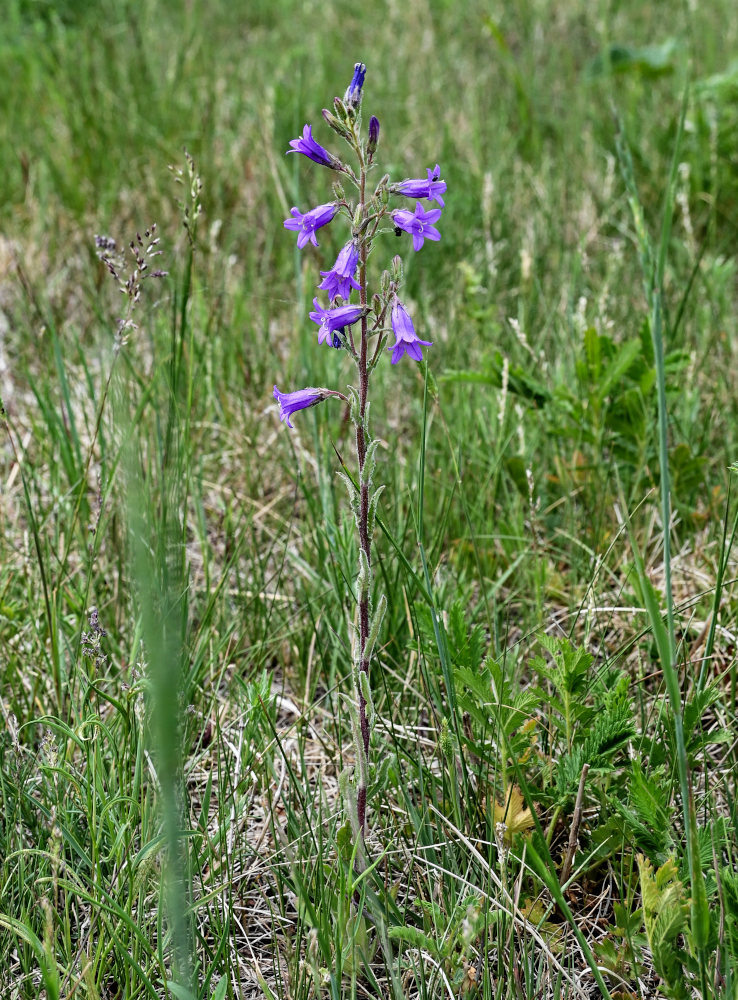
(388, 299, 432, 364)
(273, 385, 325, 428)
(284, 202, 338, 249)
(393, 202, 442, 252)
(287, 125, 337, 169)
(318, 241, 362, 300)
(344, 62, 366, 108)
(396, 164, 446, 208)
(309, 298, 364, 346)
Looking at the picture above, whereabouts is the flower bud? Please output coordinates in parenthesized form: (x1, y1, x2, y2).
(322, 108, 351, 140)
(391, 255, 404, 284)
(332, 181, 345, 201)
(353, 203, 363, 229)
(344, 62, 366, 110)
(376, 174, 390, 205)
(372, 293, 382, 316)
(367, 115, 380, 159)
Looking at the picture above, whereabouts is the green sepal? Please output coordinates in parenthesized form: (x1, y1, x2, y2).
(333, 97, 350, 122)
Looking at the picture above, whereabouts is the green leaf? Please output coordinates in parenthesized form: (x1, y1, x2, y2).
(388, 923, 439, 957)
(167, 984, 196, 1000)
(211, 977, 228, 1000)
(638, 856, 691, 998)
(555, 701, 635, 803)
(447, 600, 484, 671)
(616, 762, 674, 863)
(695, 58, 738, 94)
(441, 351, 550, 406)
(584, 325, 601, 378)
(720, 866, 738, 962)
(596, 338, 643, 403)
(0, 913, 60, 1000)
(629, 566, 672, 680)
(585, 40, 680, 80)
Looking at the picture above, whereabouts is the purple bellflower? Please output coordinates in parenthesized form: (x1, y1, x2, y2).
(393, 202, 442, 252)
(287, 125, 337, 168)
(344, 62, 366, 108)
(309, 298, 364, 347)
(284, 202, 338, 249)
(396, 164, 446, 207)
(318, 241, 362, 300)
(388, 299, 432, 364)
(273, 385, 325, 428)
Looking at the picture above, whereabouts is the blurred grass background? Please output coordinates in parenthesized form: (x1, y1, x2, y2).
(2, 0, 738, 996)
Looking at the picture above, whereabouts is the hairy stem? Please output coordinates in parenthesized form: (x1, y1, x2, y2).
(355, 153, 372, 839)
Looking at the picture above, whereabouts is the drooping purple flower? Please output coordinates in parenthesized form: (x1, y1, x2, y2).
(344, 62, 366, 108)
(387, 299, 432, 364)
(273, 385, 325, 428)
(396, 164, 447, 207)
(287, 124, 337, 168)
(318, 241, 362, 300)
(309, 298, 364, 347)
(392, 202, 442, 252)
(283, 202, 338, 249)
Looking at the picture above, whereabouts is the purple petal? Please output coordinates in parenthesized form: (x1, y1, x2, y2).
(418, 205, 442, 224)
(393, 210, 414, 230)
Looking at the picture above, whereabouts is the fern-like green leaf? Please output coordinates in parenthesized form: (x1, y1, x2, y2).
(614, 762, 674, 864)
(638, 855, 691, 999)
(555, 700, 635, 803)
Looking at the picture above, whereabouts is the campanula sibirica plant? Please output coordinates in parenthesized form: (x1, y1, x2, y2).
(275, 62, 445, 869)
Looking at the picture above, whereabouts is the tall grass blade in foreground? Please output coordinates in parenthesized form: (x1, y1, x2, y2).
(615, 97, 712, 994)
(100, 202, 198, 992)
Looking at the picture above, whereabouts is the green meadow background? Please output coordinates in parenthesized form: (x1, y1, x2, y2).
(2, 0, 738, 996)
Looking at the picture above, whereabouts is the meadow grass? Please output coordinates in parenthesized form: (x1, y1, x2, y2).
(2, 0, 738, 997)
